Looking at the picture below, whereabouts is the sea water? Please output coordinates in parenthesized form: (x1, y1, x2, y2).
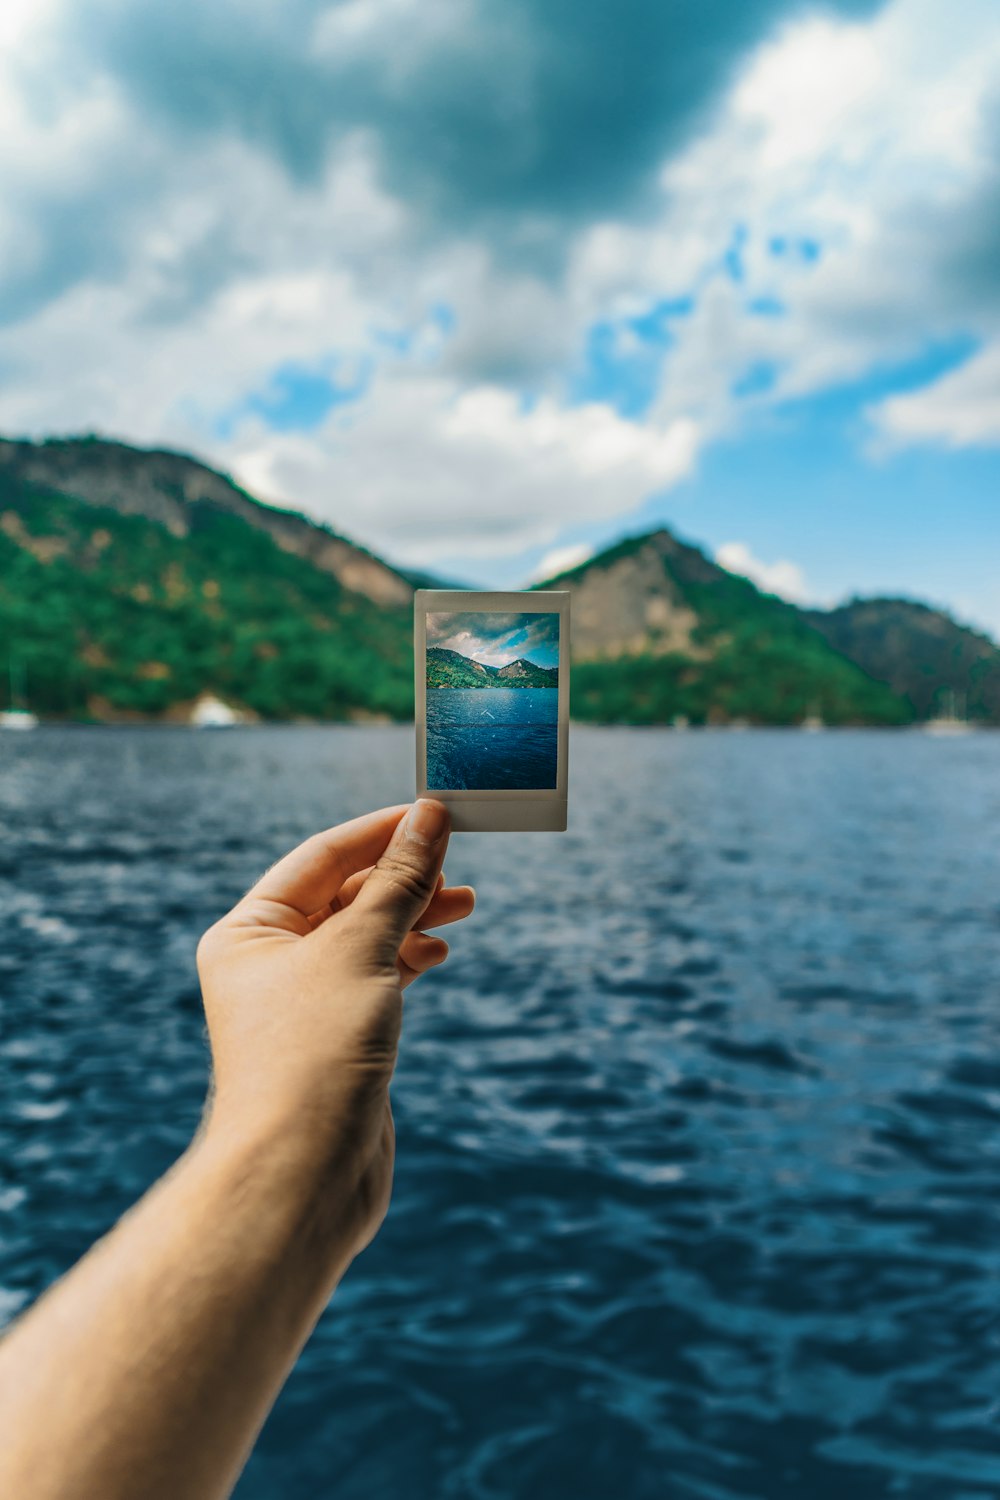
(2, 726, 999, 1499)
(426, 687, 558, 790)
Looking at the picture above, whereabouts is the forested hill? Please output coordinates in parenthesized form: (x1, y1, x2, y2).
(1, 433, 993, 724)
(0, 435, 411, 606)
(427, 647, 558, 689)
(536, 529, 1000, 726)
(0, 445, 413, 721)
(807, 597, 1000, 723)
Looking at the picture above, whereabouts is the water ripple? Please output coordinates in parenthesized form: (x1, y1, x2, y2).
(2, 726, 999, 1499)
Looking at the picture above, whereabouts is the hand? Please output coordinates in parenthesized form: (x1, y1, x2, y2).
(195, 800, 474, 1263)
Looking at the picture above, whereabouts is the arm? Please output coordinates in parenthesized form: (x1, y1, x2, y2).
(0, 799, 473, 1500)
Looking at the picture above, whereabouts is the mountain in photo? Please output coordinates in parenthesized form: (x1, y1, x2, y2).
(427, 646, 558, 690)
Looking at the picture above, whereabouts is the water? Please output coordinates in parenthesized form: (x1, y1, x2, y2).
(2, 727, 999, 1499)
(427, 688, 558, 790)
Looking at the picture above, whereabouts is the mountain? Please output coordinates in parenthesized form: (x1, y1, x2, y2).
(1, 431, 991, 725)
(807, 597, 1000, 723)
(0, 439, 412, 721)
(427, 646, 558, 690)
(536, 529, 911, 725)
(426, 647, 492, 688)
(495, 657, 559, 685)
(0, 435, 411, 607)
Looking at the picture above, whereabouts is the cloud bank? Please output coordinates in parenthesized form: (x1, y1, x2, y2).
(427, 610, 560, 667)
(0, 0, 997, 581)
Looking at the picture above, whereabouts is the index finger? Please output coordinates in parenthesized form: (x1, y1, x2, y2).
(240, 804, 410, 918)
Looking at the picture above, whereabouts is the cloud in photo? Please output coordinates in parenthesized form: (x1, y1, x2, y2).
(427, 611, 560, 668)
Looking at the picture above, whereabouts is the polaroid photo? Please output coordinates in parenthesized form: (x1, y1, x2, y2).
(414, 590, 570, 832)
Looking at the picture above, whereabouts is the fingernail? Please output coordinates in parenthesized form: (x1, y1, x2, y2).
(405, 799, 449, 846)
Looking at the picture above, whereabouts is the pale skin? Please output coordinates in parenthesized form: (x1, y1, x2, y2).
(0, 798, 474, 1500)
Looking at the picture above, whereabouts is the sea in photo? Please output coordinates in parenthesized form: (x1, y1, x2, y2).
(427, 686, 558, 790)
(425, 611, 560, 791)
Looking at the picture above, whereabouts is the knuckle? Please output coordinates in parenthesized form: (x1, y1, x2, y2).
(377, 851, 435, 906)
(195, 922, 223, 969)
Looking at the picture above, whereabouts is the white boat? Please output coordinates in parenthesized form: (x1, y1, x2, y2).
(0, 708, 39, 731)
(190, 693, 241, 728)
(801, 714, 825, 733)
(2, 657, 37, 729)
(923, 717, 972, 737)
(923, 689, 972, 736)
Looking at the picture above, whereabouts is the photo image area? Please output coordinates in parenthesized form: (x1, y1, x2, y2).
(425, 611, 561, 790)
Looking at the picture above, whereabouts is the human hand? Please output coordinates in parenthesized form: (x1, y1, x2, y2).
(196, 800, 474, 1262)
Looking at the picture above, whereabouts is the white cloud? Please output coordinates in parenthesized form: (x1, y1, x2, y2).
(0, 0, 58, 49)
(531, 541, 594, 581)
(731, 16, 882, 173)
(0, 0, 996, 589)
(868, 343, 1000, 448)
(224, 374, 700, 566)
(573, 0, 1000, 437)
(716, 541, 810, 603)
(0, 131, 406, 438)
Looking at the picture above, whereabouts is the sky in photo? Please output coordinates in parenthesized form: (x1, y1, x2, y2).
(427, 612, 560, 670)
(1, 0, 998, 632)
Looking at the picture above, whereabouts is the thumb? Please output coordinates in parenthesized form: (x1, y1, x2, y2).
(346, 799, 451, 957)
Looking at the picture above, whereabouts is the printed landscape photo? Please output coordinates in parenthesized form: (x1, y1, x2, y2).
(425, 612, 560, 790)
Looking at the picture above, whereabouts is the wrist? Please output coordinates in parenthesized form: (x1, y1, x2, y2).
(194, 1103, 362, 1283)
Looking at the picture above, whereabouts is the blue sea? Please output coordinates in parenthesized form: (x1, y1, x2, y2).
(2, 726, 1000, 1499)
(427, 687, 558, 790)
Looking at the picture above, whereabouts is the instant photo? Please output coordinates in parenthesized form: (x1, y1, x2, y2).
(415, 590, 570, 832)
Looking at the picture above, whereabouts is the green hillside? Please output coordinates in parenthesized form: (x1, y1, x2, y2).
(496, 657, 559, 687)
(808, 597, 1000, 723)
(571, 642, 906, 726)
(541, 531, 912, 726)
(426, 646, 492, 688)
(427, 646, 558, 689)
(1, 434, 983, 726)
(0, 478, 412, 720)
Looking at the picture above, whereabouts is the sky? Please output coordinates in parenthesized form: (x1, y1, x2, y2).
(427, 612, 560, 669)
(1, 0, 998, 634)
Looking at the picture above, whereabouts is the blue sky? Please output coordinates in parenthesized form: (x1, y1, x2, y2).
(0, 0, 998, 635)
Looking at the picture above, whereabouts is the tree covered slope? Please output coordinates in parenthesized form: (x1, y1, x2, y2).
(427, 646, 558, 689)
(0, 477, 412, 720)
(2, 433, 989, 726)
(538, 530, 913, 726)
(807, 597, 1000, 723)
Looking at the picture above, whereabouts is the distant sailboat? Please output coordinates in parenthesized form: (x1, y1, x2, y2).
(923, 689, 971, 736)
(190, 693, 241, 728)
(1, 655, 39, 731)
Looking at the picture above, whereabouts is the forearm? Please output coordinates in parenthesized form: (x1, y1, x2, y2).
(0, 1115, 354, 1500)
